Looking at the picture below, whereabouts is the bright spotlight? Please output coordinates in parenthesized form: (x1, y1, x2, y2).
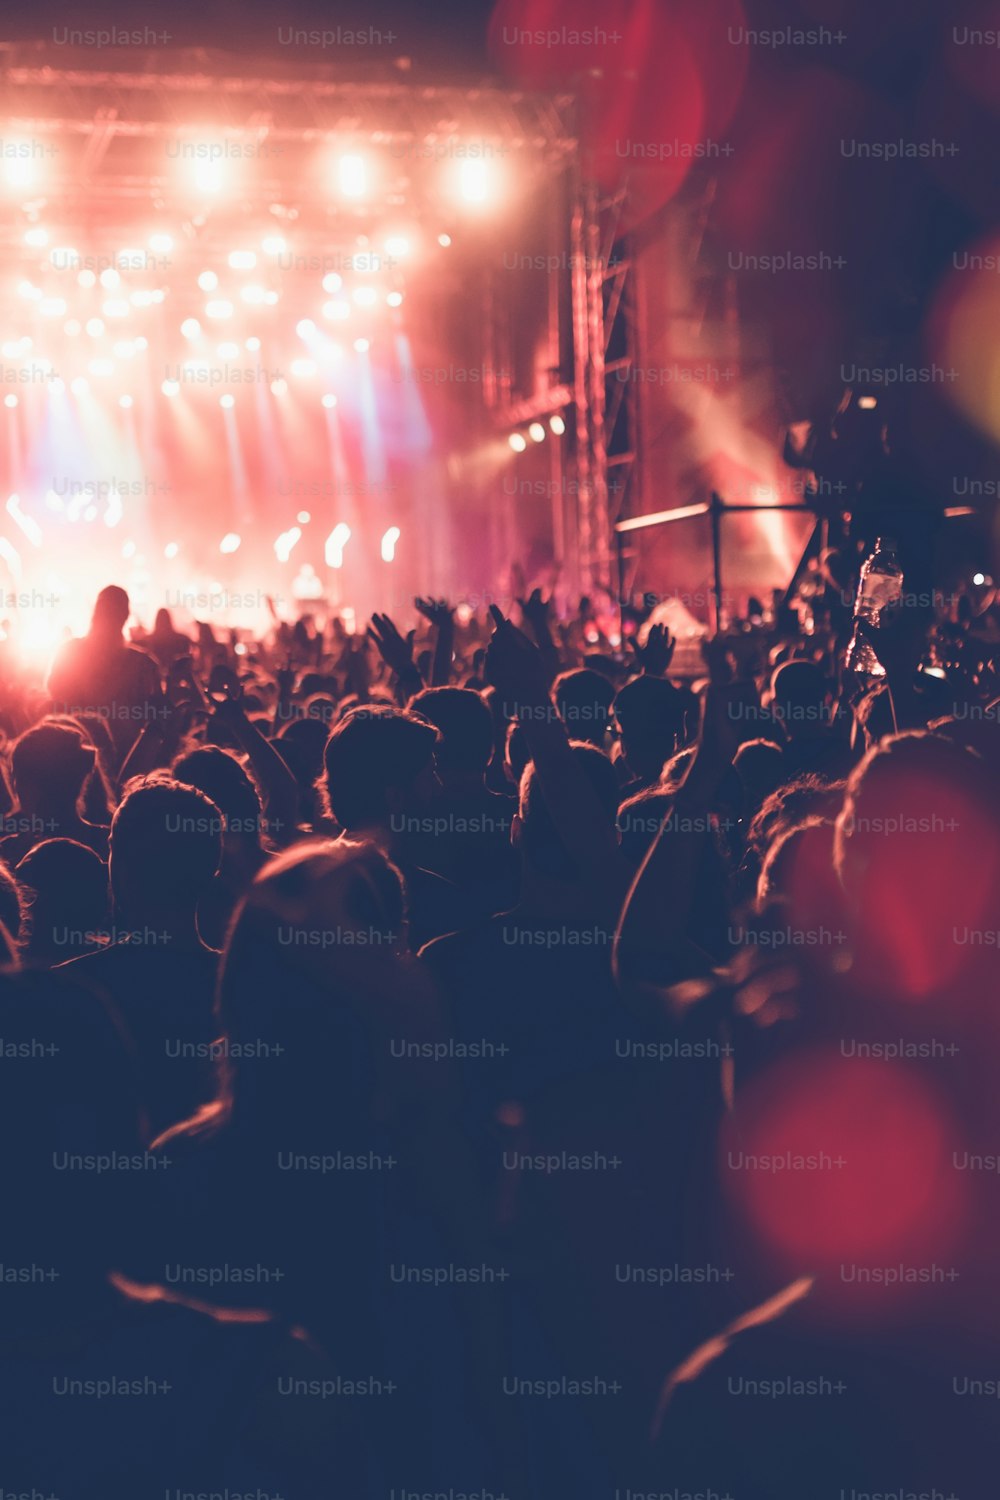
(181, 318, 202, 340)
(353, 337, 370, 353)
(99, 268, 121, 290)
(119, 395, 133, 409)
(973, 572, 986, 586)
(77, 269, 96, 288)
(3, 154, 35, 189)
(438, 233, 452, 247)
(194, 160, 223, 194)
(325, 523, 351, 568)
(71, 377, 89, 395)
(149, 233, 173, 254)
(384, 236, 410, 259)
(529, 422, 546, 443)
(240, 284, 267, 304)
(338, 154, 367, 198)
(17, 281, 41, 300)
(458, 159, 490, 204)
(88, 359, 115, 377)
(291, 358, 317, 377)
(228, 250, 257, 271)
(352, 286, 377, 307)
(220, 532, 241, 553)
(198, 271, 218, 292)
(164, 542, 179, 559)
(270, 378, 288, 396)
(130, 290, 155, 307)
(85, 317, 105, 337)
(24, 227, 48, 247)
(4, 395, 17, 409)
(162, 379, 180, 396)
(321, 393, 337, 409)
(550, 413, 566, 435)
(102, 299, 130, 318)
(322, 272, 343, 293)
(205, 300, 233, 320)
(217, 341, 239, 358)
(323, 300, 350, 321)
(113, 340, 136, 359)
(39, 297, 67, 318)
(49, 378, 65, 394)
(296, 319, 316, 339)
(381, 526, 400, 562)
(261, 234, 286, 256)
(386, 291, 404, 307)
(64, 320, 81, 336)
(297, 511, 311, 524)
(509, 432, 527, 452)
(245, 336, 261, 351)
(220, 394, 235, 409)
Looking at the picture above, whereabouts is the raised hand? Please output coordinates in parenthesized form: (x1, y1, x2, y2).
(485, 605, 549, 712)
(368, 612, 416, 678)
(629, 622, 676, 676)
(414, 597, 454, 630)
(517, 587, 553, 643)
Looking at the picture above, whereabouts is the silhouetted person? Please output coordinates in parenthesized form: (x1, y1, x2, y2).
(0, 721, 110, 865)
(553, 668, 615, 749)
(59, 777, 223, 1137)
(613, 673, 696, 798)
(16, 837, 109, 966)
(48, 586, 162, 764)
(171, 746, 269, 948)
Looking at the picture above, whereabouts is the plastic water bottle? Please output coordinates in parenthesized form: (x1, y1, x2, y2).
(846, 537, 903, 677)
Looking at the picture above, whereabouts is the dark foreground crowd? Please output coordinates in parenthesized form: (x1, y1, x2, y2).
(1, 567, 999, 1498)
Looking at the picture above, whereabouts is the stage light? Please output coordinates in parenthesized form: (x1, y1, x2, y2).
(352, 286, 377, 307)
(550, 414, 566, 435)
(264, 291, 279, 305)
(114, 340, 137, 358)
(4, 395, 17, 409)
(150, 289, 166, 303)
(974, 572, 986, 587)
(325, 523, 351, 568)
(509, 433, 527, 452)
(149, 233, 173, 254)
(245, 336, 261, 351)
(3, 154, 35, 189)
(220, 533, 241, 553)
(17, 281, 41, 300)
(291, 358, 317, 377)
(240, 284, 267, 304)
(297, 511, 311, 524)
(321, 393, 337, 409)
(228, 250, 257, 271)
(119, 395, 133, 409)
(164, 542, 179, 559)
(16, 336, 31, 353)
(270, 378, 288, 396)
(198, 271, 218, 292)
(261, 234, 286, 256)
(24, 227, 48, 247)
(858, 396, 878, 410)
(100, 268, 121, 290)
(122, 541, 136, 558)
(71, 378, 89, 395)
(63, 320, 81, 336)
(181, 318, 202, 340)
(385, 236, 410, 259)
(88, 359, 115, 377)
(217, 341, 239, 358)
(130, 290, 155, 307)
(438, 233, 452, 247)
(458, 159, 489, 204)
(205, 300, 233, 320)
(220, 394, 235, 409)
(49, 378, 65, 394)
(529, 422, 545, 443)
(135, 336, 148, 350)
(161, 379, 180, 396)
(1, 342, 18, 359)
(85, 317, 105, 337)
(296, 319, 316, 339)
(353, 337, 370, 353)
(381, 526, 400, 562)
(386, 291, 404, 307)
(77, 269, 96, 288)
(102, 299, 130, 318)
(338, 154, 367, 198)
(323, 300, 350, 321)
(274, 526, 302, 562)
(322, 272, 343, 293)
(194, 160, 223, 194)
